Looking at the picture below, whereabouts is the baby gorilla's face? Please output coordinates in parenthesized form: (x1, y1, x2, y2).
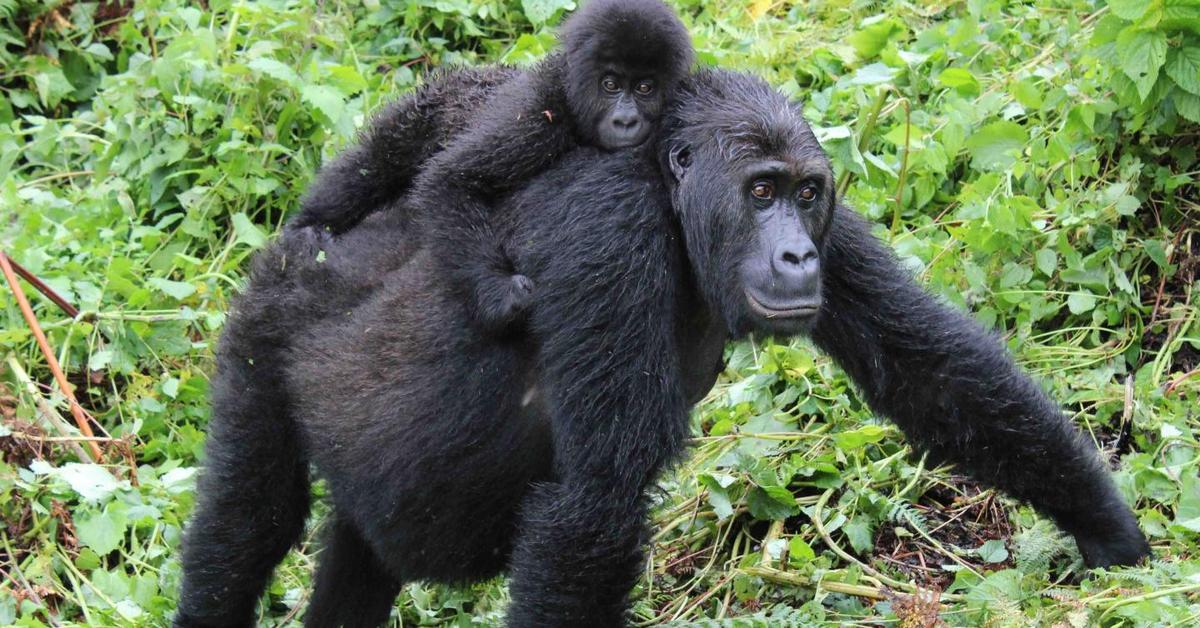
(591, 68, 664, 149)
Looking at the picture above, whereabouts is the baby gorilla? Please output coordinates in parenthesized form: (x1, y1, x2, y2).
(414, 0, 693, 333)
(292, 0, 694, 334)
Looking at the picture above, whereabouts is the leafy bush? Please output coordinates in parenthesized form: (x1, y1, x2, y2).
(1, 0, 1198, 626)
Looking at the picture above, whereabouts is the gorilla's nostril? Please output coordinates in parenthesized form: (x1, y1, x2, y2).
(782, 251, 801, 266)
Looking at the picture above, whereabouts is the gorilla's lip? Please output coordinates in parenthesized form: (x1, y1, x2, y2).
(745, 290, 820, 319)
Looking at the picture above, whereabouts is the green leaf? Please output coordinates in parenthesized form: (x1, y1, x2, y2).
(747, 485, 799, 521)
(699, 474, 736, 520)
(247, 58, 301, 88)
(232, 213, 269, 250)
(55, 463, 121, 502)
(326, 65, 368, 97)
(833, 425, 888, 450)
(977, 539, 1010, 563)
(788, 536, 816, 565)
(1109, 0, 1151, 21)
(1178, 89, 1200, 122)
(1116, 27, 1168, 100)
(1167, 46, 1200, 95)
(147, 278, 197, 300)
(1067, 291, 1096, 314)
(1035, 249, 1058, 277)
(964, 121, 1028, 171)
(76, 503, 128, 555)
(301, 84, 346, 125)
(522, 0, 574, 24)
(939, 68, 980, 95)
(849, 17, 905, 59)
(843, 518, 876, 554)
(1144, 239, 1170, 268)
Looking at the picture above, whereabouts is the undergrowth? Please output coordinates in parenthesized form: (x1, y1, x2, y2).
(1, 0, 1198, 625)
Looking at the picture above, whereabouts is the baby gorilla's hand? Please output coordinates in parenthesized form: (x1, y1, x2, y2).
(472, 272, 535, 335)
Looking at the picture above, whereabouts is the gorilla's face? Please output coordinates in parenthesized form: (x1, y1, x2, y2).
(666, 115, 834, 338)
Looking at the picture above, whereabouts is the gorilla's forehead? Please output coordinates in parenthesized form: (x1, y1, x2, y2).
(671, 70, 825, 165)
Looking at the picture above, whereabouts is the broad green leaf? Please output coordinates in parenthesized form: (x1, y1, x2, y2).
(522, 0, 574, 24)
(977, 539, 1010, 563)
(1109, 0, 1151, 21)
(788, 536, 816, 565)
(849, 17, 904, 59)
(148, 277, 197, 300)
(748, 485, 799, 521)
(1116, 27, 1168, 100)
(939, 68, 980, 95)
(833, 425, 888, 450)
(76, 503, 129, 555)
(326, 65, 368, 96)
(1067, 291, 1096, 314)
(1167, 46, 1200, 95)
(232, 213, 268, 249)
(247, 58, 301, 87)
(301, 84, 346, 125)
(698, 474, 736, 520)
(55, 463, 121, 502)
(1035, 249, 1058, 277)
(965, 121, 1028, 171)
(1144, 239, 1170, 268)
(1178, 89, 1200, 122)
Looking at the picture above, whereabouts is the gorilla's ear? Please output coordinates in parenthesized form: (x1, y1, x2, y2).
(667, 144, 692, 183)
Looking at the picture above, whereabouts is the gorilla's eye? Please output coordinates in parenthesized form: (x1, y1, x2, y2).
(750, 180, 775, 201)
(798, 184, 818, 203)
(601, 76, 621, 94)
(635, 80, 655, 95)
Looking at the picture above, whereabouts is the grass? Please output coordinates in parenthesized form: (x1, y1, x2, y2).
(1, 0, 1198, 625)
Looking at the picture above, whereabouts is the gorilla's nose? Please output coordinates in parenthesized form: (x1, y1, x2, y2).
(772, 238, 819, 292)
(612, 112, 640, 130)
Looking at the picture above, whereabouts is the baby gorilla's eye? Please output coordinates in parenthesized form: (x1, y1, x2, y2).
(601, 76, 621, 94)
(750, 180, 775, 201)
(635, 80, 654, 95)
(799, 184, 818, 202)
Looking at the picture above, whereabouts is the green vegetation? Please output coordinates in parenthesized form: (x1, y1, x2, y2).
(2, 0, 1198, 625)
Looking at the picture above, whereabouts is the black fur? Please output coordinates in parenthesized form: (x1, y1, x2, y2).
(176, 69, 1149, 627)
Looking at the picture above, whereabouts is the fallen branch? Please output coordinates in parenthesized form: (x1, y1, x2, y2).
(1, 251, 102, 461)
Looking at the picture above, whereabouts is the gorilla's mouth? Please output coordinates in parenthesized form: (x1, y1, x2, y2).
(744, 290, 820, 319)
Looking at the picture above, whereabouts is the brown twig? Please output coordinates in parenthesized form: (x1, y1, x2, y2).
(4, 255, 79, 318)
(0, 251, 103, 461)
(1165, 367, 1200, 396)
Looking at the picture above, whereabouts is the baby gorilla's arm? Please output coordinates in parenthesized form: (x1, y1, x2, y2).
(412, 65, 579, 334)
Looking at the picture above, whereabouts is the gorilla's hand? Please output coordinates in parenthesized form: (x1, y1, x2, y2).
(1073, 505, 1152, 569)
(470, 271, 535, 335)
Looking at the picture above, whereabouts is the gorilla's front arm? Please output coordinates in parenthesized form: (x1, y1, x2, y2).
(504, 155, 692, 624)
(811, 206, 1150, 567)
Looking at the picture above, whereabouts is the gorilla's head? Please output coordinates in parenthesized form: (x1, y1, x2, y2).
(559, 0, 694, 150)
(662, 70, 835, 338)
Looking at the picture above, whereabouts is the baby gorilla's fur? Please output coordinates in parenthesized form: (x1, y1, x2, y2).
(292, 0, 693, 335)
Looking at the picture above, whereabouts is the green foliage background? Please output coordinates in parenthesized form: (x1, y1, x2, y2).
(1, 0, 1198, 625)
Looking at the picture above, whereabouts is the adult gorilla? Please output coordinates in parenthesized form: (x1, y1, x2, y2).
(176, 69, 1149, 627)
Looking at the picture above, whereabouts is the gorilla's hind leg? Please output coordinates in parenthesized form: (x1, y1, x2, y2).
(304, 518, 401, 628)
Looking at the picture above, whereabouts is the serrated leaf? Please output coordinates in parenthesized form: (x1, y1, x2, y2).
(1167, 47, 1200, 95)
(1035, 249, 1058, 277)
(965, 121, 1028, 171)
(747, 485, 799, 521)
(326, 65, 368, 97)
(1109, 0, 1151, 21)
(522, 0, 574, 24)
(56, 463, 121, 502)
(147, 277, 196, 300)
(939, 67, 980, 95)
(977, 539, 1010, 563)
(833, 424, 888, 450)
(247, 58, 300, 87)
(76, 503, 128, 555)
(1067, 291, 1096, 314)
(301, 84, 346, 124)
(1116, 27, 1168, 100)
(1177, 89, 1200, 122)
(232, 213, 268, 249)
(788, 536, 816, 565)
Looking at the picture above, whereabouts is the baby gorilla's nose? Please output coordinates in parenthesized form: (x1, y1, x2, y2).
(611, 111, 640, 129)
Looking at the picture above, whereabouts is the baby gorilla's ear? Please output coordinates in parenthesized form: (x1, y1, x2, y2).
(667, 144, 692, 182)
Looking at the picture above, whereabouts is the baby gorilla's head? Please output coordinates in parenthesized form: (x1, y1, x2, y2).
(559, 0, 695, 150)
